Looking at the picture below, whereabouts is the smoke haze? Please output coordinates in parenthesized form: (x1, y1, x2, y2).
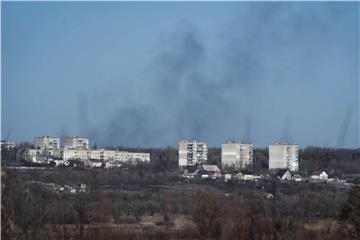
(2, 2, 359, 148)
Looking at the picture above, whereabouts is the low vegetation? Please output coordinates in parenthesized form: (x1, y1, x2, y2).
(1, 145, 360, 239)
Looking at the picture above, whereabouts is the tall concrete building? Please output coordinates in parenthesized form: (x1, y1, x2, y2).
(90, 149, 115, 161)
(63, 149, 150, 163)
(35, 136, 60, 150)
(221, 141, 253, 170)
(64, 136, 89, 149)
(178, 140, 208, 167)
(269, 143, 299, 172)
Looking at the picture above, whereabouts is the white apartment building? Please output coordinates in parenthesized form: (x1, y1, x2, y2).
(34, 136, 60, 149)
(179, 140, 208, 167)
(221, 141, 253, 170)
(269, 143, 299, 172)
(63, 149, 150, 163)
(64, 136, 89, 149)
(63, 149, 90, 161)
(35, 136, 60, 150)
(90, 149, 116, 161)
(90, 149, 150, 163)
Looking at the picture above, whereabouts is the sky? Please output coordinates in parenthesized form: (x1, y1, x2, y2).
(1, 2, 359, 148)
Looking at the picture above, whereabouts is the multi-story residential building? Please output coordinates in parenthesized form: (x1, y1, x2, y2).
(64, 136, 89, 149)
(221, 141, 253, 170)
(269, 143, 299, 172)
(46, 149, 63, 159)
(239, 143, 253, 169)
(86, 159, 104, 168)
(35, 136, 60, 150)
(114, 151, 127, 162)
(90, 149, 115, 161)
(0, 140, 16, 149)
(63, 149, 90, 161)
(89, 149, 150, 163)
(179, 140, 208, 167)
(62, 149, 151, 164)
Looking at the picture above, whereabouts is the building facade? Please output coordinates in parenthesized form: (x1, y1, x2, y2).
(64, 136, 89, 149)
(179, 140, 208, 167)
(269, 143, 299, 172)
(63, 149, 90, 161)
(310, 171, 328, 181)
(221, 141, 253, 170)
(35, 136, 60, 150)
(89, 149, 150, 163)
(89, 149, 115, 161)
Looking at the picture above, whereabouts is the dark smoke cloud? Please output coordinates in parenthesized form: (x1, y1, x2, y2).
(105, 105, 156, 147)
(94, 3, 358, 148)
(281, 117, 293, 144)
(244, 115, 252, 143)
(78, 92, 89, 137)
(152, 25, 218, 139)
(337, 106, 354, 148)
(97, 24, 231, 147)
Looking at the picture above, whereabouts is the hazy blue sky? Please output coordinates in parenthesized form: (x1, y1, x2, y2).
(2, 2, 359, 148)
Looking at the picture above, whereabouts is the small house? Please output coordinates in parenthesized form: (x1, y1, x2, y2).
(105, 161, 122, 168)
(224, 174, 232, 182)
(198, 165, 221, 179)
(182, 169, 198, 179)
(311, 171, 328, 181)
(88, 159, 104, 168)
(243, 175, 255, 181)
(275, 169, 292, 181)
(77, 183, 87, 193)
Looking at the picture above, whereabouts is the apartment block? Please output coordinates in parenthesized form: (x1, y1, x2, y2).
(221, 141, 253, 170)
(90, 149, 115, 161)
(35, 136, 60, 150)
(64, 136, 89, 149)
(63, 149, 90, 161)
(269, 143, 299, 172)
(179, 140, 208, 167)
(90, 149, 150, 163)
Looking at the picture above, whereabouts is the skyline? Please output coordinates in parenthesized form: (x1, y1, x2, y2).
(2, 2, 359, 148)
